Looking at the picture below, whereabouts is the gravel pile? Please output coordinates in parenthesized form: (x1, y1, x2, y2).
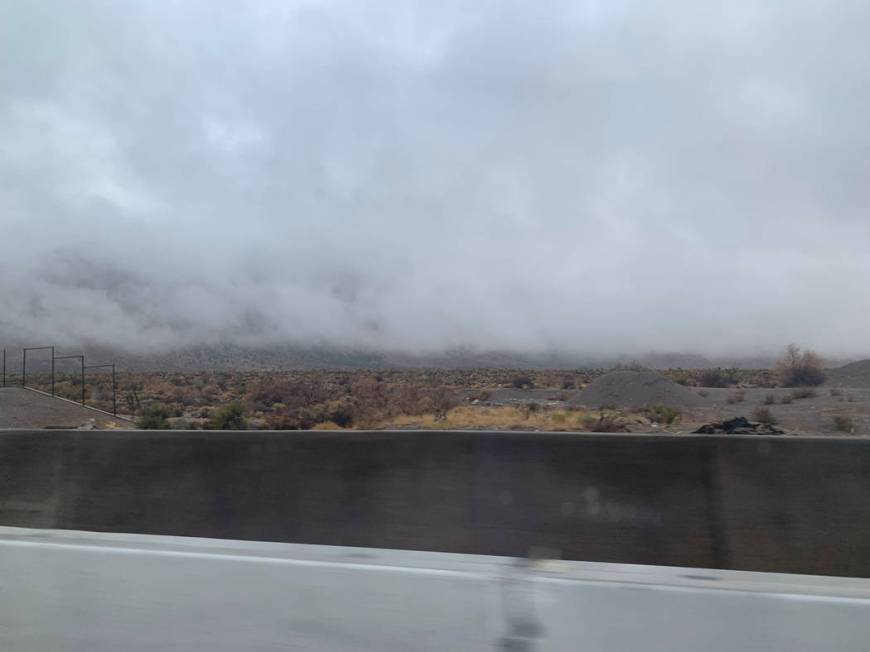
(575, 370, 710, 409)
(829, 360, 870, 387)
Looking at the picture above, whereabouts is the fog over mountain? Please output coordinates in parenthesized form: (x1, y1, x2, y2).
(2, 1, 870, 359)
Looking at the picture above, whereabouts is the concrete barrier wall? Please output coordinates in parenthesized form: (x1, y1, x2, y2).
(2, 430, 869, 576)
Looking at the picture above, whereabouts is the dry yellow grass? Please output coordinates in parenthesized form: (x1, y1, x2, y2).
(312, 421, 342, 430)
(372, 404, 605, 431)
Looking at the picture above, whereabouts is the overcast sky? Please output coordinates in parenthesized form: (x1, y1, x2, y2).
(2, 0, 869, 357)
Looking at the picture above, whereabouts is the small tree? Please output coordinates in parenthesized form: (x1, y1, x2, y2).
(209, 401, 248, 430)
(776, 344, 826, 387)
(138, 404, 172, 430)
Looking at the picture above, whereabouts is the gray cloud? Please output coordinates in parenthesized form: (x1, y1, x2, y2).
(2, 0, 870, 357)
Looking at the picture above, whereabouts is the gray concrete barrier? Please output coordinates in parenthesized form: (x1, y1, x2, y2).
(1, 430, 869, 576)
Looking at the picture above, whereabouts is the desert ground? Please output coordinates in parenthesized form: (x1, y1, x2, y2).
(9, 357, 870, 435)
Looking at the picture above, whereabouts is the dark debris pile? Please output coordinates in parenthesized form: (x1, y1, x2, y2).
(693, 416, 786, 436)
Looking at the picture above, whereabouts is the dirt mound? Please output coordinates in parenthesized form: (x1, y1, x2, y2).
(576, 371, 709, 409)
(694, 416, 785, 436)
(829, 360, 870, 387)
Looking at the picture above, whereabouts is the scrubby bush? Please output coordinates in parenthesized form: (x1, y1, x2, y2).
(752, 407, 777, 425)
(137, 404, 172, 430)
(520, 402, 542, 419)
(764, 393, 777, 405)
(698, 367, 739, 388)
(511, 374, 534, 389)
(726, 390, 745, 405)
(643, 404, 681, 425)
(833, 416, 854, 433)
(776, 344, 826, 387)
(791, 387, 817, 400)
(583, 414, 629, 433)
(209, 401, 248, 430)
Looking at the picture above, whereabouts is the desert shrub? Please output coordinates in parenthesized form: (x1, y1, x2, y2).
(137, 404, 172, 430)
(791, 387, 817, 400)
(429, 386, 458, 420)
(830, 387, 843, 397)
(520, 402, 541, 419)
(699, 367, 739, 388)
(583, 414, 629, 433)
(779, 394, 793, 404)
(511, 374, 534, 389)
(776, 344, 827, 387)
(643, 404, 681, 425)
(726, 390, 745, 405)
(673, 376, 690, 386)
(764, 393, 777, 405)
(833, 416, 855, 433)
(752, 407, 778, 425)
(697, 389, 709, 398)
(209, 401, 248, 430)
(327, 400, 356, 427)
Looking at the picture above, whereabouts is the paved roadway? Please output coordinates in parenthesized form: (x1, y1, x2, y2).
(2, 527, 869, 651)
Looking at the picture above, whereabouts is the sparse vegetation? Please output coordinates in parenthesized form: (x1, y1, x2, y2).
(137, 403, 172, 430)
(776, 344, 826, 387)
(510, 374, 534, 389)
(67, 363, 862, 436)
(583, 413, 629, 433)
(643, 404, 681, 425)
(209, 401, 248, 430)
(698, 367, 739, 388)
(752, 407, 778, 425)
(833, 416, 855, 433)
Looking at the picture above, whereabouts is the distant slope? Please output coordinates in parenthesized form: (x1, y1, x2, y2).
(829, 360, 870, 387)
(46, 345, 788, 372)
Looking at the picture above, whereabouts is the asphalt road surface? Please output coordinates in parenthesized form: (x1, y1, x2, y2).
(2, 527, 869, 651)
